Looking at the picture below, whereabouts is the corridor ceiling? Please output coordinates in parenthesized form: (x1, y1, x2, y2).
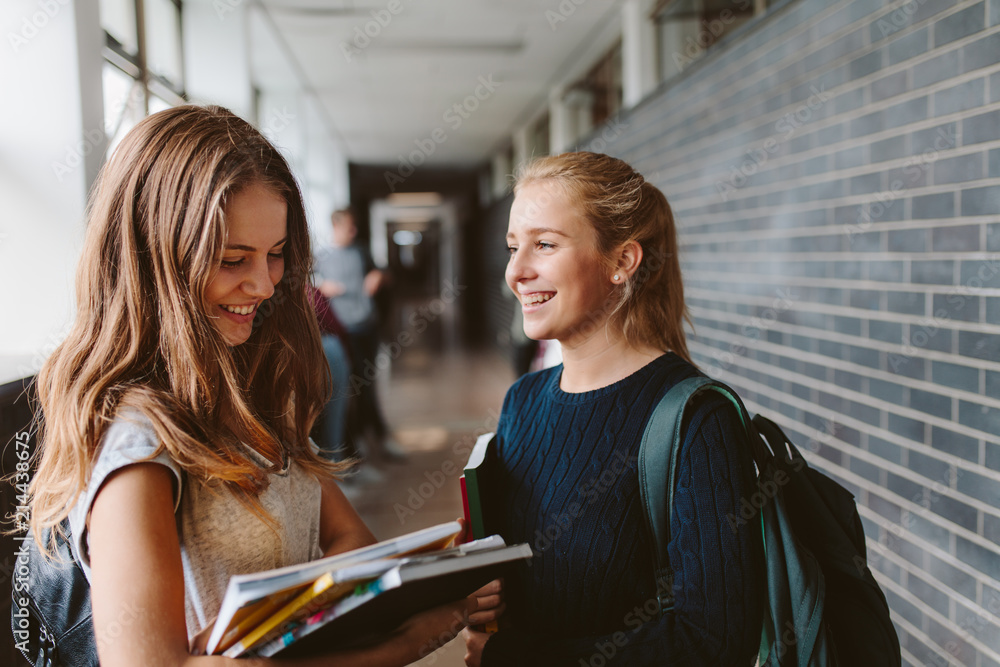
(235, 0, 624, 166)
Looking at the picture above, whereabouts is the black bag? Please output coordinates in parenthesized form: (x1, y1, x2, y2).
(10, 520, 98, 667)
(638, 376, 901, 666)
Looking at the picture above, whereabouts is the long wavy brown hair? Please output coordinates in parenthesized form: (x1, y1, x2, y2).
(28, 105, 347, 551)
(514, 151, 693, 364)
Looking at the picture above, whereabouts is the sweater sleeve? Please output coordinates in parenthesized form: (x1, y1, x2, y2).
(481, 395, 764, 667)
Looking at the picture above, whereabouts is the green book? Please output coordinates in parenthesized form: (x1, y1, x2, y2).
(463, 432, 496, 539)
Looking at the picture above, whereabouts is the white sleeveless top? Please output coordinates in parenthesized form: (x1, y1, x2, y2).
(68, 411, 323, 637)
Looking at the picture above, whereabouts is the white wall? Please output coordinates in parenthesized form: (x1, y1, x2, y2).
(0, 0, 103, 385)
(182, 0, 254, 119)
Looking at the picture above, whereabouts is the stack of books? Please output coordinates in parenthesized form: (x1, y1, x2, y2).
(191, 521, 530, 658)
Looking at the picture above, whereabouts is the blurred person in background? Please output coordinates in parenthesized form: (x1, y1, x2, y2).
(307, 283, 353, 463)
(314, 208, 406, 466)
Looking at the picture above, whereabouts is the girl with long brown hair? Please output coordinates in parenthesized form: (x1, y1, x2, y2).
(25, 105, 500, 666)
(462, 152, 764, 666)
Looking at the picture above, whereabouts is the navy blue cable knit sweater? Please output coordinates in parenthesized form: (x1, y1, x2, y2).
(481, 353, 764, 666)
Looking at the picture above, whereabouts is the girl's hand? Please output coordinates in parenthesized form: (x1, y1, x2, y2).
(460, 578, 504, 667)
(461, 626, 491, 667)
(466, 578, 504, 625)
(456, 516, 471, 545)
(395, 578, 504, 662)
(396, 598, 474, 660)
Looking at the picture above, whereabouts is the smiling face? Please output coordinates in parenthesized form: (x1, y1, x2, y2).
(205, 183, 288, 346)
(505, 180, 617, 349)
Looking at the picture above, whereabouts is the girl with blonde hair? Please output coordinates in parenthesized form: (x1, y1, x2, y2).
(463, 152, 763, 666)
(24, 105, 500, 666)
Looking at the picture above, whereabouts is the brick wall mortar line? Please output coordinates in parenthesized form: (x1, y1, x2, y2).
(665, 179, 1000, 226)
(676, 213, 1000, 240)
(628, 81, 1000, 194)
(687, 291, 1000, 344)
(864, 516, 1000, 630)
(620, 57, 1000, 189)
(685, 270, 1000, 296)
(690, 324, 1000, 410)
(860, 506, 998, 608)
(708, 359, 987, 470)
(713, 371, 1000, 552)
(873, 561, 1000, 665)
(833, 460, 998, 557)
(640, 3, 845, 113)
(659, 149, 1000, 218)
(899, 644, 929, 667)
(656, 140, 1000, 210)
(618, 12, 999, 181)
(614, 1, 865, 158)
(702, 350, 1000, 467)
(859, 505, 983, 594)
(688, 298, 1000, 343)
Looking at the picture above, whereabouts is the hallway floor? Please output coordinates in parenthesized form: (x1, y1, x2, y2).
(341, 345, 516, 666)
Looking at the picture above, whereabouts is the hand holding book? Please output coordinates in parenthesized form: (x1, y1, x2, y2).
(192, 521, 530, 659)
(461, 432, 503, 634)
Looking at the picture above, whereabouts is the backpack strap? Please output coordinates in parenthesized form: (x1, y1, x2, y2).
(638, 376, 758, 616)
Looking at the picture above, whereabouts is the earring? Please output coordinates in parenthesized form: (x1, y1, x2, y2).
(613, 274, 620, 282)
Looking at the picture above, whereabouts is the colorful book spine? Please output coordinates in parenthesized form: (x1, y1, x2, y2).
(208, 586, 307, 654)
(249, 579, 386, 658)
(223, 574, 360, 657)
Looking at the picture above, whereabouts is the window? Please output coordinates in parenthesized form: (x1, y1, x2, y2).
(579, 41, 623, 129)
(532, 112, 551, 159)
(100, 0, 186, 156)
(655, 0, 766, 82)
(145, 0, 184, 85)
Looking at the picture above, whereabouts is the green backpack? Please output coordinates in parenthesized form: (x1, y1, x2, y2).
(638, 376, 901, 666)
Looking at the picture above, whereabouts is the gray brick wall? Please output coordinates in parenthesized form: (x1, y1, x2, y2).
(587, 0, 1000, 664)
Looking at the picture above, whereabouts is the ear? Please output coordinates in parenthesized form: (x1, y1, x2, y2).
(613, 241, 644, 281)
